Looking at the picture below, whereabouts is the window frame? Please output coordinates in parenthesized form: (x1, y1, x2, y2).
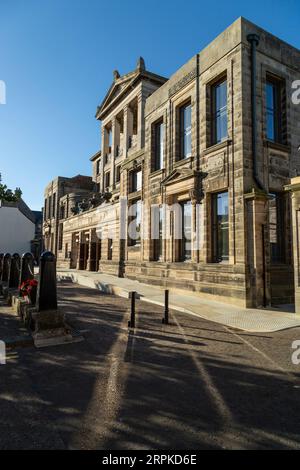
(179, 201, 192, 262)
(179, 101, 192, 160)
(211, 191, 229, 263)
(266, 75, 283, 143)
(130, 169, 142, 193)
(154, 119, 164, 171)
(211, 77, 228, 145)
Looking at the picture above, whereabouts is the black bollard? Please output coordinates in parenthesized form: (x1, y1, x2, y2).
(8, 253, 20, 289)
(162, 289, 169, 324)
(128, 291, 136, 328)
(36, 251, 57, 312)
(1, 254, 11, 283)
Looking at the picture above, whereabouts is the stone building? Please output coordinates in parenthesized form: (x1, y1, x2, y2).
(0, 199, 41, 257)
(43, 17, 300, 308)
(43, 175, 94, 256)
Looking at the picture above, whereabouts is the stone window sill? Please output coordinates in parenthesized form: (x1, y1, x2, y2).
(150, 168, 165, 178)
(174, 156, 194, 168)
(203, 138, 232, 156)
(264, 140, 290, 153)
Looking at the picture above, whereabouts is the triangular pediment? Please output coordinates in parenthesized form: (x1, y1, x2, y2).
(96, 71, 139, 119)
(95, 59, 167, 120)
(161, 168, 195, 186)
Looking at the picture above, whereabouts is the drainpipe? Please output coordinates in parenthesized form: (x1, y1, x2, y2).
(196, 53, 200, 173)
(247, 33, 264, 191)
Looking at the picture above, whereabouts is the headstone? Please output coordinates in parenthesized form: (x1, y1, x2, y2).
(8, 253, 20, 289)
(0, 254, 4, 279)
(36, 251, 57, 312)
(19, 252, 34, 294)
(1, 254, 11, 282)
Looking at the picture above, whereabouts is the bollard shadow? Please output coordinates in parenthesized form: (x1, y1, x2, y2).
(0, 283, 300, 450)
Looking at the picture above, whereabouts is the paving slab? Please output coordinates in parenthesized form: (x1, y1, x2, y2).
(1, 282, 300, 449)
(57, 269, 300, 333)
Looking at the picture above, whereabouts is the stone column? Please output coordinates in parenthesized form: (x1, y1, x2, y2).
(101, 126, 109, 191)
(111, 117, 119, 187)
(285, 177, 300, 313)
(75, 232, 82, 270)
(87, 229, 94, 271)
(123, 106, 128, 159)
(137, 91, 146, 150)
(245, 189, 270, 308)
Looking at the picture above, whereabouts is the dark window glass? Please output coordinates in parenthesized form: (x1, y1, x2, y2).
(48, 195, 51, 219)
(212, 191, 229, 262)
(212, 79, 227, 144)
(153, 206, 163, 260)
(115, 166, 121, 183)
(96, 159, 101, 174)
(269, 193, 285, 263)
(154, 121, 164, 170)
(107, 238, 113, 260)
(129, 200, 141, 246)
(58, 223, 63, 251)
(180, 103, 192, 159)
(131, 170, 142, 192)
(52, 193, 56, 218)
(105, 172, 110, 189)
(44, 199, 47, 220)
(180, 201, 192, 261)
(266, 79, 282, 142)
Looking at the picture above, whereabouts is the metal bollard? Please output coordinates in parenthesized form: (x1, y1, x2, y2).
(162, 289, 169, 324)
(128, 291, 136, 328)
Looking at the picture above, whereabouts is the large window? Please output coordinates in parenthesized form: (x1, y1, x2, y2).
(154, 121, 164, 170)
(212, 78, 227, 144)
(115, 165, 121, 184)
(129, 199, 142, 246)
(212, 191, 229, 262)
(96, 159, 101, 175)
(48, 195, 52, 219)
(52, 193, 56, 218)
(179, 103, 192, 159)
(131, 169, 142, 192)
(266, 78, 283, 143)
(269, 193, 285, 263)
(58, 223, 63, 251)
(107, 238, 113, 260)
(105, 172, 110, 190)
(180, 201, 192, 261)
(153, 206, 163, 261)
(44, 199, 47, 220)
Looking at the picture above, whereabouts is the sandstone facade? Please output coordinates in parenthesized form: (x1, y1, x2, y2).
(43, 17, 300, 308)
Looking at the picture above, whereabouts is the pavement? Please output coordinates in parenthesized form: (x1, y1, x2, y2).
(57, 269, 300, 333)
(1, 282, 300, 450)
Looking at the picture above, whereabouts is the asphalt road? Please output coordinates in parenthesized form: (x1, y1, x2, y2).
(0, 282, 300, 450)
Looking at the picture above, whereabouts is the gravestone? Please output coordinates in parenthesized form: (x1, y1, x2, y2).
(1, 253, 11, 298)
(1, 253, 11, 283)
(8, 253, 20, 289)
(36, 251, 57, 312)
(0, 254, 4, 279)
(31, 251, 78, 347)
(19, 252, 34, 294)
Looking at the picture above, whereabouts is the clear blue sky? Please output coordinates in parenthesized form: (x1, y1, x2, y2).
(0, 0, 299, 210)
